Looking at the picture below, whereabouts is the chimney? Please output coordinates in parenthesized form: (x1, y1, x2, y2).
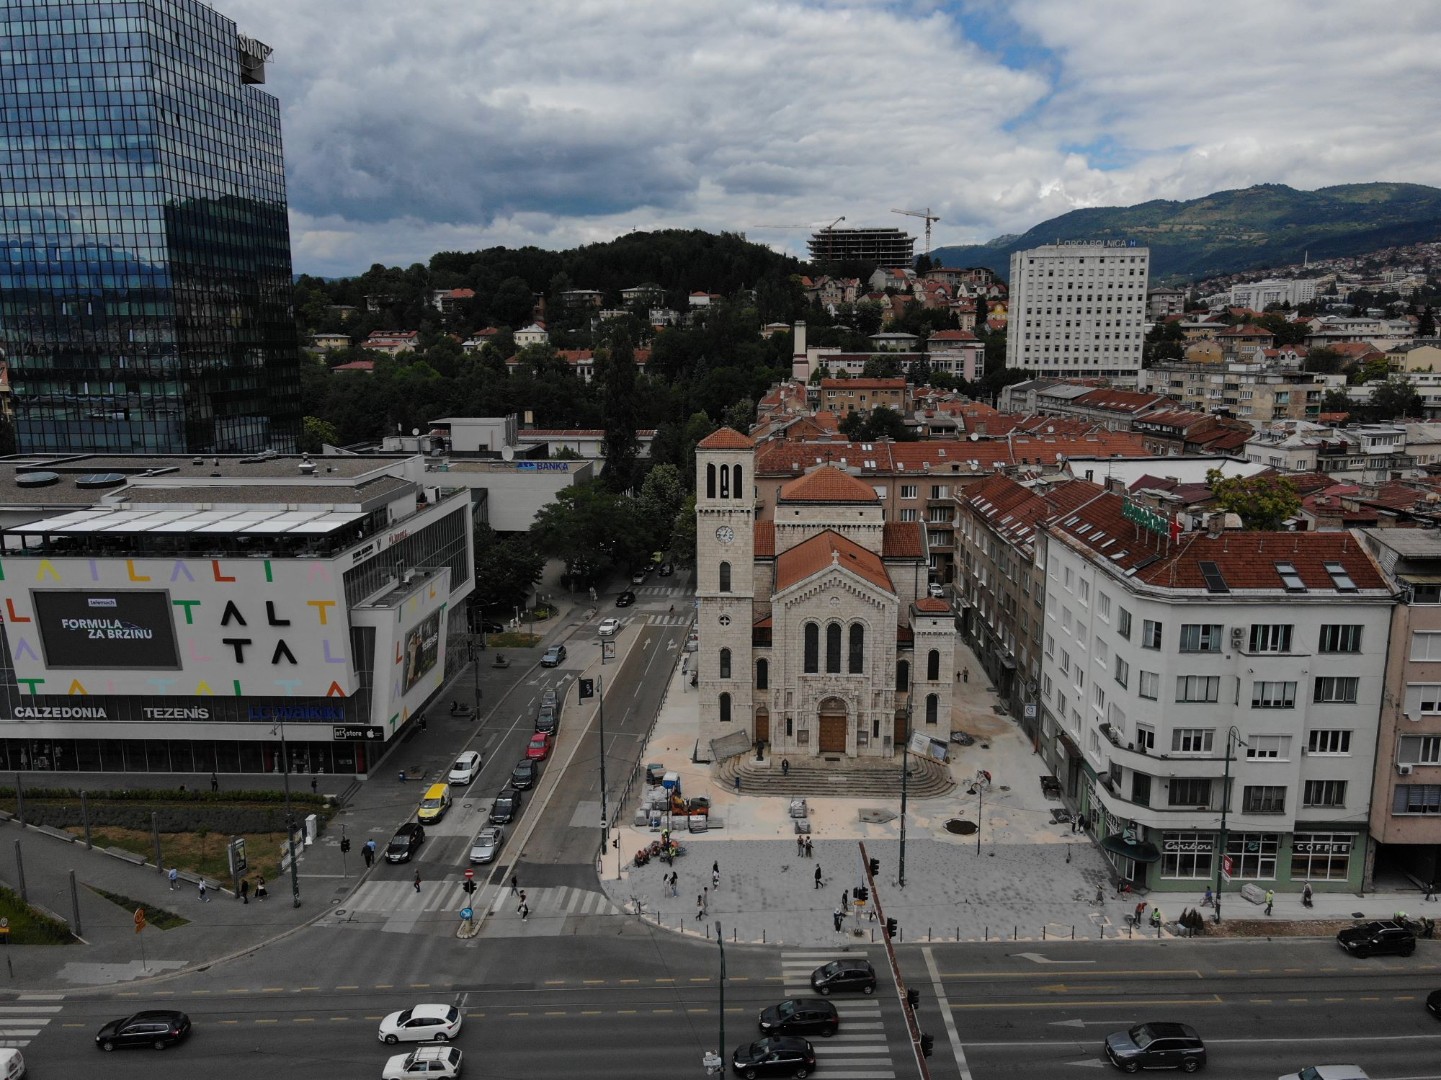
(1206, 512, 1225, 538)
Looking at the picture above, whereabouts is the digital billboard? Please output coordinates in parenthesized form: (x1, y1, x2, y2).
(32, 590, 181, 669)
(402, 610, 441, 692)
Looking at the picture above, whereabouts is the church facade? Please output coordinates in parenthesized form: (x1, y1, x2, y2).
(694, 428, 956, 761)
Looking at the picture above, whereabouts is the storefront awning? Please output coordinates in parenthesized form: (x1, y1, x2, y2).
(1100, 834, 1162, 863)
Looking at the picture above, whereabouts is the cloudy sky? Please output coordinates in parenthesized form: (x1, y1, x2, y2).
(221, 0, 1441, 278)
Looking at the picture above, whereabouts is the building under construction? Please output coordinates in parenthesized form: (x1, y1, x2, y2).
(807, 226, 915, 267)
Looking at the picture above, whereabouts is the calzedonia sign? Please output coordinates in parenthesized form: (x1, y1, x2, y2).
(6, 699, 356, 725)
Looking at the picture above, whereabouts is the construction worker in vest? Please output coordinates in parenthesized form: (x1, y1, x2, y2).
(1149, 905, 1163, 929)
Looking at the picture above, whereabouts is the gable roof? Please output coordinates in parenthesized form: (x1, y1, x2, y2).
(775, 529, 893, 594)
(779, 465, 880, 504)
(698, 427, 754, 450)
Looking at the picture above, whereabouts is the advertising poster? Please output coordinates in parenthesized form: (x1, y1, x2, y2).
(32, 591, 181, 669)
(402, 610, 441, 692)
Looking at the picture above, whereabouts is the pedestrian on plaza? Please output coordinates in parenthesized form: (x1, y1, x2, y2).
(696, 896, 704, 922)
(1070, 815, 1078, 834)
(734, 776, 741, 793)
(833, 908, 844, 933)
(1264, 889, 1274, 916)
(702, 887, 708, 913)
(520, 902, 529, 922)
(1425, 880, 1438, 902)
(197, 880, 209, 902)
(255, 875, 268, 901)
(240, 878, 250, 904)
(210, 771, 219, 793)
(670, 871, 678, 897)
(517, 890, 527, 912)
(413, 870, 421, 893)
(712, 862, 720, 889)
(797, 835, 804, 856)
(805, 837, 813, 858)
(781, 758, 790, 778)
(511, 874, 520, 896)
(168, 866, 179, 890)
(814, 865, 822, 890)
(962, 667, 970, 683)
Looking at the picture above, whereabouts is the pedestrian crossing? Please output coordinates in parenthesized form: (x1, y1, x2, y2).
(0, 998, 63, 1049)
(342, 880, 622, 934)
(780, 951, 896, 1080)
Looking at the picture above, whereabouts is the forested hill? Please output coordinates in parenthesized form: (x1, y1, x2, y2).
(930, 183, 1441, 282)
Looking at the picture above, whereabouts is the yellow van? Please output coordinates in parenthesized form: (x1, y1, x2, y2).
(417, 782, 451, 823)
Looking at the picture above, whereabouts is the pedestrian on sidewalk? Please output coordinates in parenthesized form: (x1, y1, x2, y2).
(1150, 906, 1162, 930)
(1133, 900, 1146, 926)
(1264, 889, 1274, 915)
(796, 835, 804, 856)
(168, 866, 179, 890)
(413, 870, 421, 893)
(1201, 886, 1214, 909)
(517, 890, 527, 912)
(805, 837, 813, 858)
(240, 878, 250, 905)
(520, 902, 529, 922)
(511, 874, 520, 896)
(1425, 880, 1438, 902)
(1302, 882, 1314, 907)
(197, 880, 209, 902)
(210, 771, 219, 793)
(962, 667, 970, 683)
(696, 895, 703, 922)
(814, 865, 822, 890)
(734, 776, 741, 793)
(712, 862, 720, 889)
(702, 887, 708, 913)
(311, 775, 318, 794)
(833, 908, 844, 933)
(671, 871, 679, 897)
(256, 875, 268, 901)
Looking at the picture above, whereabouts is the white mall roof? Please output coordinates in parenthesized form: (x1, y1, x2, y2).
(11, 507, 365, 536)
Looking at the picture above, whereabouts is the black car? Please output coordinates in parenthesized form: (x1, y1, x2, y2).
(490, 787, 521, 824)
(478, 621, 504, 634)
(616, 590, 636, 607)
(385, 822, 425, 863)
(95, 1010, 192, 1051)
(758, 998, 838, 1038)
(810, 958, 876, 995)
(1337, 920, 1416, 957)
(1427, 988, 1441, 1018)
(732, 1036, 815, 1079)
(658, 562, 674, 577)
(511, 758, 539, 790)
(1104, 1022, 1206, 1072)
(535, 704, 560, 735)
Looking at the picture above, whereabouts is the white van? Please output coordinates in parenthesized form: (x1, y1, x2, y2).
(0, 1048, 25, 1080)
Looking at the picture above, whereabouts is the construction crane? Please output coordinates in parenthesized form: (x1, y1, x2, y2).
(749, 216, 845, 230)
(891, 207, 940, 257)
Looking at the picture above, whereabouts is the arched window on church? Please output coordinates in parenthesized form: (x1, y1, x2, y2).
(756, 658, 768, 690)
(826, 622, 842, 673)
(927, 649, 940, 681)
(732, 464, 743, 499)
(719, 562, 731, 593)
(719, 462, 730, 498)
(925, 693, 939, 725)
(897, 658, 910, 691)
(848, 623, 865, 674)
(719, 693, 732, 723)
(719, 648, 732, 679)
(804, 623, 819, 673)
(706, 462, 716, 500)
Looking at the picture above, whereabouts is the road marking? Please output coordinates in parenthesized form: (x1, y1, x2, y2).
(1013, 952, 1097, 965)
(938, 968, 1202, 979)
(925, 946, 971, 1080)
(952, 996, 1223, 1010)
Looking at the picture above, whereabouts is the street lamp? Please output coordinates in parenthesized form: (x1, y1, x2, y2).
(899, 696, 913, 888)
(1212, 726, 1247, 924)
(715, 918, 727, 1074)
(272, 720, 302, 908)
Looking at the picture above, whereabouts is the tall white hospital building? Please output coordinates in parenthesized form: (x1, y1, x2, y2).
(1006, 242, 1150, 383)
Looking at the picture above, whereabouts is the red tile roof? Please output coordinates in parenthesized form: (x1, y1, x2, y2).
(914, 598, 950, 613)
(882, 521, 925, 559)
(775, 530, 893, 594)
(698, 427, 755, 450)
(780, 466, 880, 504)
(755, 520, 775, 557)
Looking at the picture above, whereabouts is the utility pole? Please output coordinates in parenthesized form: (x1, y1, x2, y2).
(899, 698, 912, 887)
(1213, 726, 1246, 923)
(597, 674, 607, 858)
(275, 720, 301, 908)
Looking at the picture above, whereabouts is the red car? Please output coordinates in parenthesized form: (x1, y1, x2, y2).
(526, 732, 552, 760)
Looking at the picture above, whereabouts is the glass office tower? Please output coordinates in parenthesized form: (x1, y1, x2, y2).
(0, 0, 301, 453)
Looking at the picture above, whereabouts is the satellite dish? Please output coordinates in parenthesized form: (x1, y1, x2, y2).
(501, 445, 515, 461)
(968, 432, 979, 442)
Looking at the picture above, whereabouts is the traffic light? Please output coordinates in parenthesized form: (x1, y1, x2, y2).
(855, 886, 869, 902)
(868, 857, 880, 877)
(579, 678, 595, 699)
(920, 1033, 934, 1058)
(906, 987, 920, 1009)
(339, 837, 351, 853)
(885, 917, 898, 940)
(462, 880, 476, 894)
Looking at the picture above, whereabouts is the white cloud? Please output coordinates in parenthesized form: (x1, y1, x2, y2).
(219, 0, 1441, 276)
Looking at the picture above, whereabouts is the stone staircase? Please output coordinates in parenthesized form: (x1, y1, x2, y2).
(714, 753, 955, 800)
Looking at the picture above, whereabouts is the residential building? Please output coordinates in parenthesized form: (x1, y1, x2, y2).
(1006, 243, 1150, 382)
(926, 330, 985, 383)
(0, 0, 302, 454)
(1039, 499, 1392, 894)
(807, 227, 915, 267)
(514, 324, 550, 348)
(817, 379, 909, 416)
(1148, 288, 1187, 319)
(1138, 361, 1331, 422)
(361, 331, 421, 357)
(430, 288, 475, 314)
(1229, 278, 1319, 310)
(1244, 422, 1416, 482)
(1387, 341, 1441, 374)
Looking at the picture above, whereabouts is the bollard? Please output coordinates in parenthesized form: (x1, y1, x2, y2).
(1014, 925, 1018, 940)
(928, 927, 932, 942)
(1042, 926, 1046, 940)
(1072, 926, 1075, 940)
(985, 926, 989, 941)
(69, 870, 82, 937)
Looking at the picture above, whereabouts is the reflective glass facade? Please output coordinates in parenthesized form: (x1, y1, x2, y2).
(0, 0, 301, 453)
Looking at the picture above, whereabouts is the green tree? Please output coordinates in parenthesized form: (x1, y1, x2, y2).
(490, 276, 535, 328)
(531, 480, 639, 587)
(1419, 306, 1437, 338)
(298, 416, 339, 453)
(595, 328, 640, 493)
(636, 464, 686, 555)
(1205, 469, 1300, 531)
(1368, 376, 1424, 420)
(722, 398, 756, 433)
(862, 354, 901, 378)
(670, 494, 698, 566)
(1303, 346, 1344, 375)
(470, 524, 545, 614)
(1320, 388, 1353, 414)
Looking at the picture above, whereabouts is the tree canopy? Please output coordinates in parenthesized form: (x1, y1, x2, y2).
(1205, 469, 1301, 530)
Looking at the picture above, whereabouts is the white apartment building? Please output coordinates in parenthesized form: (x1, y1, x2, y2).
(1229, 278, 1319, 310)
(1037, 493, 1392, 897)
(1006, 242, 1150, 383)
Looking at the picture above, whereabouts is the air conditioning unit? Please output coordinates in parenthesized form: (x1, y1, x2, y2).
(1397, 763, 1414, 776)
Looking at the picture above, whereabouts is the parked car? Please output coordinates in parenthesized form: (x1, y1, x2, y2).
(526, 732, 552, 760)
(1279, 1068, 1370, 1080)
(377, 1003, 463, 1044)
(758, 998, 838, 1038)
(489, 788, 520, 824)
(598, 617, 621, 637)
(95, 1010, 192, 1051)
(1337, 920, 1416, 957)
(928, 582, 946, 598)
(478, 621, 504, 634)
(447, 750, 482, 785)
(382, 1046, 463, 1080)
(385, 822, 425, 863)
(615, 590, 636, 607)
(511, 758, 539, 790)
(732, 1036, 815, 1079)
(540, 645, 567, 667)
(809, 958, 876, 995)
(470, 826, 504, 864)
(1104, 1022, 1206, 1073)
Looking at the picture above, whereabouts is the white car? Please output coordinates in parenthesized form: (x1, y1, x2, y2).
(447, 750, 482, 785)
(598, 617, 621, 638)
(383, 1046, 463, 1079)
(928, 583, 946, 598)
(377, 1003, 463, 1045)
(1281, 1069, 1370, 1080)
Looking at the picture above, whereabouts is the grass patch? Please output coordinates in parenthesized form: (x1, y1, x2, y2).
(75, 825, 294, 883)
(0, 885, 78, 944)
(487, 631, 542, 649)
(85, 885, 188, 930)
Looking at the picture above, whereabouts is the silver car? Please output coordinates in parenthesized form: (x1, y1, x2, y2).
(470, 826, 504, 864)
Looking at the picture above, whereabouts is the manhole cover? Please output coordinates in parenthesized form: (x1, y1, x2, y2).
(945, 818, 978, 835)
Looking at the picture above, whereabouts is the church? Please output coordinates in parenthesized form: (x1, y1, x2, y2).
(694, 428, 956, 761)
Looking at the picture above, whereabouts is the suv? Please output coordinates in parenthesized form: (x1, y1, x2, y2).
(1104, 1022, 1206, 1072)
(540, 644, 566, 667)
(732, 1036, 815, 1079)
(758, 998, 838, 1038)
(809, 958, 876, 995)
(1337, 920, 1416, 957)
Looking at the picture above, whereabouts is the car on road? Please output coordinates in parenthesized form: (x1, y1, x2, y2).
(731, 1036, 815, 1078)
(378, 1003, 463, 1045)
(758, 998, 838, 1038)
(447, 750, 483, 785)
(540, 644, 567, 667)
(382, 1046, 463, 1080)
(1103, 1021, 1206, 1073)
(631, 569, 648, 585)
(615, 590, 636, 607)
(95, 1010, 192, 1051)
(1428, 988, 1441, 1018)
(385, 822, 425, 863)
(928, 582, 946, 598)
(535, 702, 560, 735)
(489, 788, 520, 824)
(415, 782, 452, 823)
(0, 1049, 23, 1080)
(659, 562, 674, 576)
(469, 825, 504, 864)
(511, 758, 539, 789)
(809, 958, 876, 995)
(526, 732, 552, 760)
(598, 617, 621, 637)
(1279, 1068, 1370, 1080)
(1337, 919, 1416, 957)
(541, 687, 559, 708)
